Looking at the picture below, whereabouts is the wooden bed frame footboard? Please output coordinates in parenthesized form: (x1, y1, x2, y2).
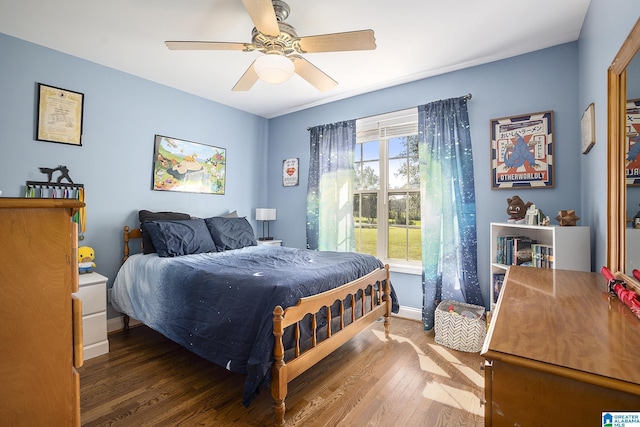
(120, 225, 391, 426)
(271, 265, 391, 427)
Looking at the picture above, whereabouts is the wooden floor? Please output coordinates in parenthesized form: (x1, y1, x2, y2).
(79, 317, 485, 426)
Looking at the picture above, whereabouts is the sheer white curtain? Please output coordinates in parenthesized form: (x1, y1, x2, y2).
(306, 120, 356, 252)
(418, 97, 483, 330)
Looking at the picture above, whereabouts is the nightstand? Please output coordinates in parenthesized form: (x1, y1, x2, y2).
(257, 239, 282, 246)
(75, 272, 109, 360)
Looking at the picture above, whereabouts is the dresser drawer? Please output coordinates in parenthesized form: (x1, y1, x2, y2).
(76, 282, 106, 315)
(83, 312, 107, 346)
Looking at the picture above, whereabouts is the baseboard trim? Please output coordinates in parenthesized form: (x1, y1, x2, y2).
(394, 306, 422, 322)
(107, 305, 423, 334)
(107, 316, 142, 334)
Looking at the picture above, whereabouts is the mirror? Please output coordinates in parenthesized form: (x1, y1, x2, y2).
(626, 53, 640, 275)
(607, 18, 640, 282)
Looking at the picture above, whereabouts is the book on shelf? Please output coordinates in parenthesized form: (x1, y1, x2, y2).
(531, 243, 554, 268)
(513, 236, 537, 266)
(495, 234, 536, 265)
(493, 273, 505, 303)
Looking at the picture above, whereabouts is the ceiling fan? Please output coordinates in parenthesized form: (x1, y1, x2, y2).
(165, 0, 376, 92)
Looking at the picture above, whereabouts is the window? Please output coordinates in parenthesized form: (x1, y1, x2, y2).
(354, 108, 421, 267)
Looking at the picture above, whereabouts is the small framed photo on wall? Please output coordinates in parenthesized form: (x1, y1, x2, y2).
(283, 158, 299, 187)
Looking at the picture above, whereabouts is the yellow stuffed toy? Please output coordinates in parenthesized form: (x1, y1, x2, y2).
(78, 246, 96, 274)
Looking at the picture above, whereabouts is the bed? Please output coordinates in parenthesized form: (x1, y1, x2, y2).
(111, 213, 398, 426)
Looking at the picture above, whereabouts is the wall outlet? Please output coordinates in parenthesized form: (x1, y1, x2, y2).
(107, 288, 112, 304)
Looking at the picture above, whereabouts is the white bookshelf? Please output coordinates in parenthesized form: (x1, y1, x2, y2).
(490, 222, 591, 309)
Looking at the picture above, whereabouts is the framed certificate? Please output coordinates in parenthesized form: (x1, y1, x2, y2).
(36, 83, 84, 146)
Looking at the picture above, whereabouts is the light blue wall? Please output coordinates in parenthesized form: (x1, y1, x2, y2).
(0, 33, 269, 318)
(268, 43, 581, 310)
(2, 0, 638, 317)
(579, 0, 640, 271)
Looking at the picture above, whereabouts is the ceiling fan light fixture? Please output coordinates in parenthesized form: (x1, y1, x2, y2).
(254, 54, 294, 84)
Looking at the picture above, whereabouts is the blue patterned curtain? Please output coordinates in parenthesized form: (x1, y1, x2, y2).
(306, 120, 356, 252)
(418, 97, 483, 330)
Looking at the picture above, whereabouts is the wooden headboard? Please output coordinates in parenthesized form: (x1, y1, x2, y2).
(123, 226, 143, 263)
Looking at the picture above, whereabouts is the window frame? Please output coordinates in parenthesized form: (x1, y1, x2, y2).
(355, 108, 422, 273)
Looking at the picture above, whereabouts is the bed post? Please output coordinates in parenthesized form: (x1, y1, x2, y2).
(384, 264, 391, 338)
(272, 305, 287, 427)
(123, 226, 131, 263)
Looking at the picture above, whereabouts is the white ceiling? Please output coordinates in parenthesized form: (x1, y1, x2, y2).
(0, 0, 590, 119)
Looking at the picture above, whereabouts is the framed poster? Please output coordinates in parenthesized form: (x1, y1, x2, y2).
(626, 98, 640, 186)
(581, 103, 595, 154)
(490, 110, 554, 189)
(282, 157, 299, 186)
(36, 83, 84, 146)
(151, 135, 226, 194)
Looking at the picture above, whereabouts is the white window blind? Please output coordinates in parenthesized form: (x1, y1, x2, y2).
(356, 107, 418, 143)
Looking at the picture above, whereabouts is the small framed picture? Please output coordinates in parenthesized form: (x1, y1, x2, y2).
(283, 158, 299, 186)
(581, 103, 595, 154)
(36, 83, 84, 146)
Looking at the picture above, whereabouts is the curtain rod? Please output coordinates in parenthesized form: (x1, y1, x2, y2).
(306, 93, 472, 131)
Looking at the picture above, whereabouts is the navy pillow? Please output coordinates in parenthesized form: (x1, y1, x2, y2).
(144, 218, 217, 257)
(139, 210, 191, 254)
(204, 217, 257, 251)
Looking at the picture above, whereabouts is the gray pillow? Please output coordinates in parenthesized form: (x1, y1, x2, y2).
(144, 218, 216, 257)
(139, 210, 191, 254)
(204, 217, 257, 251)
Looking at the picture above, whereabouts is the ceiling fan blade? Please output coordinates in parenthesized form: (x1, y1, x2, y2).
(232, 61, 260, 91)
(297, 29, 376, 53)
(241, 0, 280, 37)
(291, 56, 337, 92)
(166, 41, 250, 51)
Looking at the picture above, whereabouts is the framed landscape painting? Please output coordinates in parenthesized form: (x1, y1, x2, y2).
(490, 110, 554, 189)
(151, 135, 226, 194)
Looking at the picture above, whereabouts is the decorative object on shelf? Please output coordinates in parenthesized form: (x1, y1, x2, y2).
(633, 204, 640, 229)
(524, 204, 546, 225)
(255, 208, 276, 241)
(626, 98, 640, 186)
(490, 110, 554, 189)
(25, 165, 86, 239)
(36, 83, 84, 146)
(78, 246, 96, 274)
(282, 158, 299, 187)
(506, 195, 532, 223)
(39, 165, 74, 183)
(152, 135, 226, 195)
(26, 165, 84, 196)
(581, 103, 595, 154)
(555, 209, 580, 226)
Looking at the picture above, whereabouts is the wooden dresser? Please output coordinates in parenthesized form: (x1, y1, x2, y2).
(482, 266, 640, 426)
(0, 198, 85, 426)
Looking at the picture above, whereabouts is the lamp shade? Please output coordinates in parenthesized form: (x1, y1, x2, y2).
(256, 208, 276, 221)
(254, 54, 294, 85)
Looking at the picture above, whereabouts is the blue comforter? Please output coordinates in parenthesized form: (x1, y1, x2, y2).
(111, 245, 398, 405)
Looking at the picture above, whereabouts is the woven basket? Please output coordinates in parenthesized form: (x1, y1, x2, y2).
(434, 300, 486, 353)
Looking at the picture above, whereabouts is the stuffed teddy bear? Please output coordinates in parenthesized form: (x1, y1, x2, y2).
(78, 246, 96, 274)
(506, 196, 532, 224)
